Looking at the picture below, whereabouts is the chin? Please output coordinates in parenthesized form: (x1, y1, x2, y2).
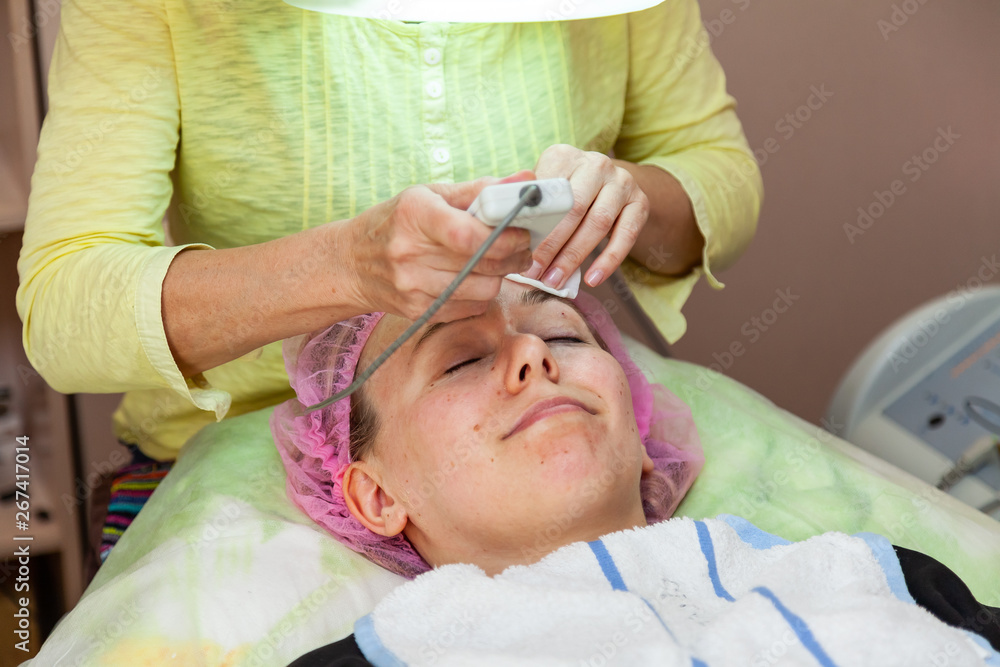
(522, 433, 605, 478)
(527, 421, 636, 470)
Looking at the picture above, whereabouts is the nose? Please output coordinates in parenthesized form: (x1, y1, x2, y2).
(503, 334, 559, 393)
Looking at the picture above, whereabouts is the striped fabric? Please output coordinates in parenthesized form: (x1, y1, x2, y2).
(99, 460, 174, 563)
(353, 517, 1000, 664)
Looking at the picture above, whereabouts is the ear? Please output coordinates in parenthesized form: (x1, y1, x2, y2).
(641, 448, 655, 475)
(342, 462, 408, 537)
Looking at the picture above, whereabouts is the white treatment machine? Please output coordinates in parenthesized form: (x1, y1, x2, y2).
(827, 286, 1000, 520)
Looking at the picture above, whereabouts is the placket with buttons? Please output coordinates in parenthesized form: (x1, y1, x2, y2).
(419, 24, 453, 183)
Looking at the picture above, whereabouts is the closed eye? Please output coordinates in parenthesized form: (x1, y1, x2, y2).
(444, 358, 480, 375)
(443, 337, 587, 375)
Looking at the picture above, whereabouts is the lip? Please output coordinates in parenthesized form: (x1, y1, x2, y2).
(503, 396, 593, 440)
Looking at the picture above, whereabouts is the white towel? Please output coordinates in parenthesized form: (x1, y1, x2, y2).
(355, 516, 998, 666)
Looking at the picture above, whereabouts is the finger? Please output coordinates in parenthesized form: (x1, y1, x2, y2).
(473, 249, 534, 277)
(539, 184, 626, 289)
(523, 162, 608, 280)
(426, 170, 536, 210)
(497, 169, 537, 185)
(470, 169, 537, 259)
(420, 245, 533, 276)
(419, 177, 538, 260)
(425, 176, 499, 211)
(462, 218, 533, 263)
(426, 299, 494, 325)
(533, 144, 579, 176)
(421, 243, 532, 277)
(585, 198, 648, 287)
(412, 192, 531, 261)
(398, 298, 490, 324)
(416, 269, 505, 305)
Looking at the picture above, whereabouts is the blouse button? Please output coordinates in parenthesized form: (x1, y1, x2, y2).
(423, 48, 442, 65)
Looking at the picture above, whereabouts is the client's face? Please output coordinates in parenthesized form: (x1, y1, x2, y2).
(342, 281, 653, 575)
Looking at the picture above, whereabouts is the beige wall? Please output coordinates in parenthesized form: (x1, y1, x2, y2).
(669, 0, 1000, 423)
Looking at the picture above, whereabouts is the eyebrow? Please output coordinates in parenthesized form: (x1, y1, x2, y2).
(410, 289, 587, 359)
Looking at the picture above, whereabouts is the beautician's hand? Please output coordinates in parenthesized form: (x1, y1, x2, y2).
(347, 171, 536, 323)
(523, 144, 650, 289)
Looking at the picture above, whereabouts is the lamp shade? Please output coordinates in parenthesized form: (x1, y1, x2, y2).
(282, 0, 666, 23)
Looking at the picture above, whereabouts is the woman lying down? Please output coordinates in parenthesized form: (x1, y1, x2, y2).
(270, 279, 1000, 666)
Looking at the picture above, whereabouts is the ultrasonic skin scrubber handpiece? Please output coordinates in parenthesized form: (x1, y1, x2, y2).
(467, 178, 574, 249)
(304, 179, 574, 413)
(468, 178, 580, 299)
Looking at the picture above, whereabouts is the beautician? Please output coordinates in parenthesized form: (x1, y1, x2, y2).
(16, 0, 762, 575)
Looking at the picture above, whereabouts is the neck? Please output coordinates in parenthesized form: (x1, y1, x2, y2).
(416, 502, 649, 577)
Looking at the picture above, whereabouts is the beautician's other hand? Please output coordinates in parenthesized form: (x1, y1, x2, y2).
(523, 144, 650, 289)
(347, 171, 536, 323)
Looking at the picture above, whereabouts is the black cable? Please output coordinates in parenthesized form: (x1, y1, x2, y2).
(304, 184, 542, 413)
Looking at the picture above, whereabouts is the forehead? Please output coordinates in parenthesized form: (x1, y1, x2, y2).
(414, 287, 587, 351)
(364, 284, 588, 366)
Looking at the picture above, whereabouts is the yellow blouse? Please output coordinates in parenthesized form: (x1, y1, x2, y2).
(17, 0, 762, 460)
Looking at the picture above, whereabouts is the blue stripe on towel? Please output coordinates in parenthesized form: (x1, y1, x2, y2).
(695, 521, 735, 602)
(854, 532, 915, 604)
(717, 514, 792, 550)
(355, 614, 407, 667)
(970, 630, 1000, 666)
(588, 540, 678, 641)
(969, 631, 1000, 665)
(753, 586, 838, 667)
(641, 598, 677, 641)
(587, 539, 627, 591)
(855, 533, 1000, 664)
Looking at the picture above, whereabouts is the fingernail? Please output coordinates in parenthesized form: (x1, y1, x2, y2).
(586, 268, 604, 286)
(525, 260, 543, 280)
(542, 267, 564, 288)
(521, 256, 534, 272)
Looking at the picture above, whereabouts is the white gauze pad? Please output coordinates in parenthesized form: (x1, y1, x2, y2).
(504, 270, 581, 299)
